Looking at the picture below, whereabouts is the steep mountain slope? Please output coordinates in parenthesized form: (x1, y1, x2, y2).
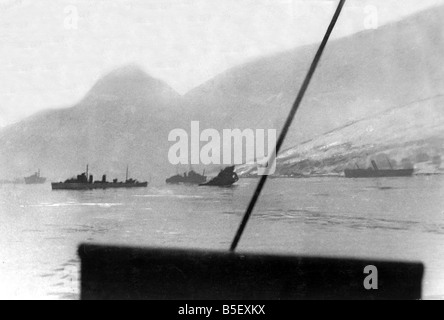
(0, 66, 184, 181)
(184, 5, 444, 146)
(237, 95, 444, 176)
(0, 6, 443, 182)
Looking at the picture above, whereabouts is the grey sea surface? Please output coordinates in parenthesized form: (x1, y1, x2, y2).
(1, 176, 443, 300)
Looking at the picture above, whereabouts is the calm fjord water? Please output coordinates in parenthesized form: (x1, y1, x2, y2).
(1, 176, 444, 299)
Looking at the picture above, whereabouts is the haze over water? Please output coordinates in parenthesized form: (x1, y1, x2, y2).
(1, 176, 444, 300)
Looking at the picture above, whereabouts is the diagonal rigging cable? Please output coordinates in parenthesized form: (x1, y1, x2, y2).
(230, 0, 347, 252)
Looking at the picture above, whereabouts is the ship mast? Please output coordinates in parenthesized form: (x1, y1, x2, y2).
(230, 0, 347, 252)
(126, 165, 129, 182)
(386, 156, 394, 169)
(388, 160, 393, 170)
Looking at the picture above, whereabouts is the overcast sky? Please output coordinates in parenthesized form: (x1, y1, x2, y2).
(0, 0, 443, 127)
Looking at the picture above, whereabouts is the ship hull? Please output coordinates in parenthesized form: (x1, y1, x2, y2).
(167, 181, 205, 185)
(166, 172, 207, 185)
(25, 177, 47, 184)
(199, 181, 237, 187)
(344, 169, 414, 178)
(52, 182, 148, 190)
(166, 179, 206, 185)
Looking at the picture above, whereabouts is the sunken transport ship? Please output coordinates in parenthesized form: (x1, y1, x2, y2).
(200, 166, 239, 187)
(52, 166, 148, 190)
(344, 160, 414, 178)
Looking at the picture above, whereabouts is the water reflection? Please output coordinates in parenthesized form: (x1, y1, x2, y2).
(1, 176, 444, 299)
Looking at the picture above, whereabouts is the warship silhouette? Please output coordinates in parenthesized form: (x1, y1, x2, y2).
(52, 166, 148, 190)
(25, 170, 46, 184)
(345, 160, 414, 178)
(166, 170, 207, 185)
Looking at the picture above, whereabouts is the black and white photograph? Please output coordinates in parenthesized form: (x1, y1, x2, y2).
(0, 0, 443, 302)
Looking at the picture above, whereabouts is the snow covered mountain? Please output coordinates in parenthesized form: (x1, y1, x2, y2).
(238, 95, 444, 176)
(0, 5, 443, 181)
